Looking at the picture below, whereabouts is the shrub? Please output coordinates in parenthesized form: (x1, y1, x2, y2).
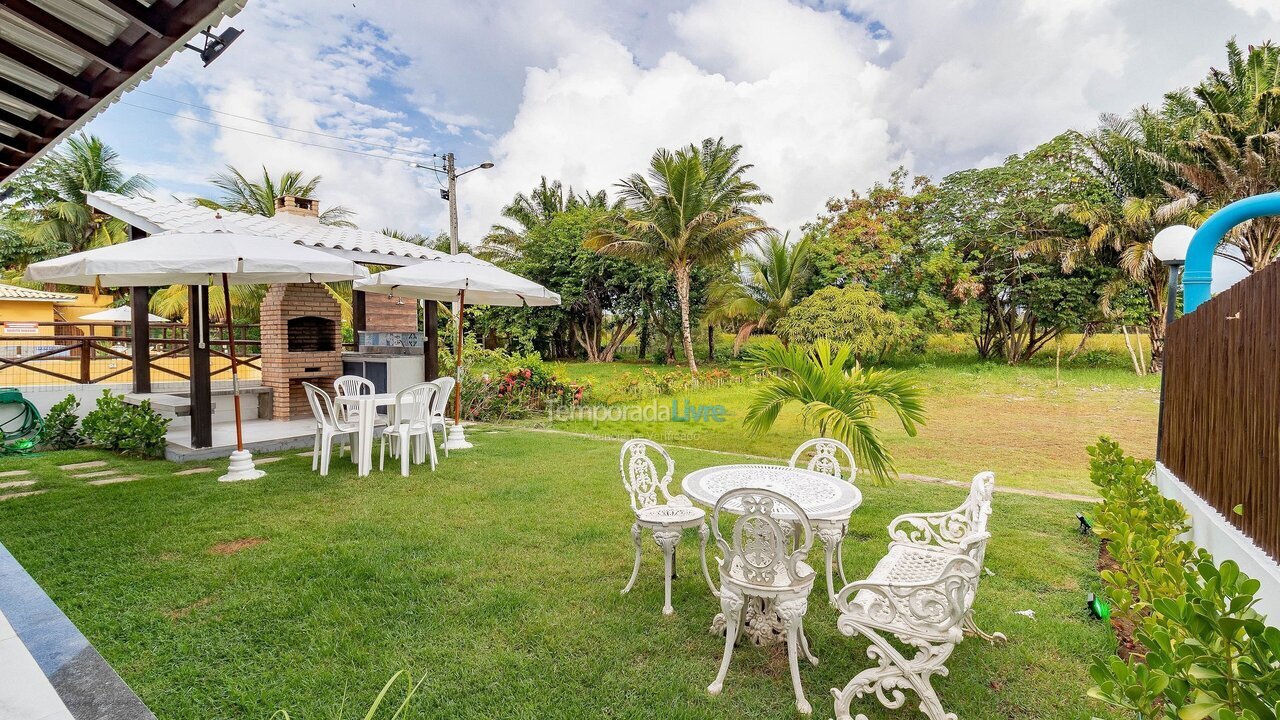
(81, 390, 169, 457)
(774, 286, 922, 361)
(1085, 438, 1280, 719)
(448, 342, 588, 422)
(38, 394, 83, 450)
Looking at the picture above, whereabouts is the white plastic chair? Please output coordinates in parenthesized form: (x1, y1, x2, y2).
(429, 375, 455, 457)
(789, 438, 858, 604)
(619, 439, 716, 616)
(303, 382, 357, 476)
(707, 487, 818, 715)
(334, 375, 374, 456)
(380, 382, 438, 476)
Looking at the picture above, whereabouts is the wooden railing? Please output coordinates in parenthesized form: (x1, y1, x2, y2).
(1160, 260, 1280, 561)
(0, 321, 263, 386)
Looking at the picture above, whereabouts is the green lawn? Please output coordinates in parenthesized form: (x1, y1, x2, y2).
(546, 355, 1159, 497)
(0, 430, 1120, 719)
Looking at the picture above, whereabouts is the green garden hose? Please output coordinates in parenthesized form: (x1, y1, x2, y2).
(0, 387, 42, 454)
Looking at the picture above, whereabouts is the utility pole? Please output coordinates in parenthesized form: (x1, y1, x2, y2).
(445, 152, 459, 256)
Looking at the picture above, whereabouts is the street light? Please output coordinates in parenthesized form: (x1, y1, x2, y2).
(1153, 224, 1195, 327)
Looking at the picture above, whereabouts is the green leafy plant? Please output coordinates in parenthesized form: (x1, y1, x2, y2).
(1086, 438, 1280, 719)
(38, 394, 82, 450)
(774, 285, 922, 361)
(81, 390, 169, 457)
(743, 338, 925, 483)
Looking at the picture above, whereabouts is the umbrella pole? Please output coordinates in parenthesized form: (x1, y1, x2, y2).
(218, 272, 264, 482)
(444, 289, 472, 450)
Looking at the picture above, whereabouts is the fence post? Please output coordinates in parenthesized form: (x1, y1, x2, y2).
(79, 337, 90, 383)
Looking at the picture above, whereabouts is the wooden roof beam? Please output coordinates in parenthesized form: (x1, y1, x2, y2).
(0, 38, 94, 97)
(0, 0, 132, 72)
(0, 76, 78, 120)
(0, 105, 61, 137)
(96, 0, 168, 39)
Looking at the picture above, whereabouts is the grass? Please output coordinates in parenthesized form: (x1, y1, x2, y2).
(0, 431, 1121, 719)
(545, 351, 1158, 497)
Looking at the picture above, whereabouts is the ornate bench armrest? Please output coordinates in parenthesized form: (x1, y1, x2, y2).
(835, 554, 980, 635)
(886, 507, 976, 550)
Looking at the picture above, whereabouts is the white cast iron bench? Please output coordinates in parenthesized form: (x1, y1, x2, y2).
(831, 472, 1003, 720)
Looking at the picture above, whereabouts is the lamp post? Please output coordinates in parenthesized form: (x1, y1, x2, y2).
(409, 154, 494, 450)
(1151, 224, 1195, 462)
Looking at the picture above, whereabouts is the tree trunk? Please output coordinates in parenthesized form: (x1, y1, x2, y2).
(674, 264, 698, 374)
(707, 324, 714, 361)
(638, 320, 649, 359)
(1067, 322, 1096, 361)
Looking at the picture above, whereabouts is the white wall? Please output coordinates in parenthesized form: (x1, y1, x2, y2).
(1155, 463, 1280, 620)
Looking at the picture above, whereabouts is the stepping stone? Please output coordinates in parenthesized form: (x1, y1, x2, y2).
(72, 470, 117, 479)
(0, 469, 30, 478)
(0, 490, 45, 501)
(0, 480, 36, 490)
(173, 467, 214, 476)
(253, 457, 283, 465)
(296, 451, 315, 457)
(87, 476, 141, 486)
(57, 460, 107, 471)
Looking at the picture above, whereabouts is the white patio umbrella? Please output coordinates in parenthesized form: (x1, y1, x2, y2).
(354, 254, 560, 449)
(80, 305, 168, 323)
(27, 217, 369, 481)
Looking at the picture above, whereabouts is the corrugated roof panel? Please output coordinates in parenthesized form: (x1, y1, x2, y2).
(0, 14, 93, 74)
(29, 0, 130, 46)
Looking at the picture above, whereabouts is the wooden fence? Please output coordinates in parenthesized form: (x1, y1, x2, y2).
(1160, 260, 1280, 561)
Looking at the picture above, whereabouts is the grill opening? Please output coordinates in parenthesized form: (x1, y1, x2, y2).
(287, 316, 336, 352)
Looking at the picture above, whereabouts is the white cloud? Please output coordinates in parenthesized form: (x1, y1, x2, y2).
(460, 0, 895, 240)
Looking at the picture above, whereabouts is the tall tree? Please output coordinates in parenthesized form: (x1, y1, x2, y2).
(1158, 41, 1280, 270)
(588, 137, 772, 373)
(194, 166, 357, 228)
(13, 134, 152, 258)
(805, 168, 977, 333)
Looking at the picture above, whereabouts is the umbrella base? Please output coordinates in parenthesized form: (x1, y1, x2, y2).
(442, 423, 473, 451)
(219, 449, 267, 482)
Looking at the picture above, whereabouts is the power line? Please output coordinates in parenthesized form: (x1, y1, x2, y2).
(132, 89, 441, 163)
(118, 101, 442, 166)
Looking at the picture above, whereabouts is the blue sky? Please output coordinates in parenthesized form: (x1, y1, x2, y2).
(76, 0, 1280, 241)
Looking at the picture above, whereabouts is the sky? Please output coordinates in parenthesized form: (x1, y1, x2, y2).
(80, 0, 1280, 244)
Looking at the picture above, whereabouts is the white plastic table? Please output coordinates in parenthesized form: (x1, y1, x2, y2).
(683, 464, 863, 639)
(337, 392, 396, 477)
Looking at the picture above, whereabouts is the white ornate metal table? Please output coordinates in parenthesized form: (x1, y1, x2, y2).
(682, 464, 862, 645)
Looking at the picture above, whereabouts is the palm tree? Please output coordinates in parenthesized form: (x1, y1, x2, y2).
(713, 232, 811, 357)
(194, 166, 357, 227)
(17, 134, 152, 256)
(484, 177, 614, 255)
(154, 167, 357, 321)
(588, 138, 772, 373)
(1154, 41, 1280, 270)
(743, 339, 925, 484)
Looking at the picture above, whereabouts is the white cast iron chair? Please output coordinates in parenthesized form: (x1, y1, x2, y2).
(380, 382, 439, 476)
(789, 438, 859, 604)
(708, 488, 818, 715)
(334, 375, 374, 456)
(303, 382, 358, 476)
(619, 439, 716, 616)
(429, 375, 455, 457)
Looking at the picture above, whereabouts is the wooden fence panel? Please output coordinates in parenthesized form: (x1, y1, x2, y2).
(1161, 259, 1280, 561)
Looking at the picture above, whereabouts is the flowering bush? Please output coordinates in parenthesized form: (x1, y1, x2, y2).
(449, 343, 588, 422)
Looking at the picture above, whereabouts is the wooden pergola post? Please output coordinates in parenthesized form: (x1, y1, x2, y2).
(188, 285, 212, 448)
(425, 300, 438, 380)
(128, 225, 151, 393)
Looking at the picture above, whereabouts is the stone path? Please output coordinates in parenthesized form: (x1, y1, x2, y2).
(55, 461, 107, 471)
(0, 480, 36, 490)
(173, 467, 214, 476)
(0, 490, 45, 501)
(521, 427, 1097, 503)
(71, 470, 116, 479)
(0, 469, 30, 478)
(86, 476, 141, 487)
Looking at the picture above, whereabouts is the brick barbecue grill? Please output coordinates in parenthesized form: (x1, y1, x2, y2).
(261, 282, 343, 420)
